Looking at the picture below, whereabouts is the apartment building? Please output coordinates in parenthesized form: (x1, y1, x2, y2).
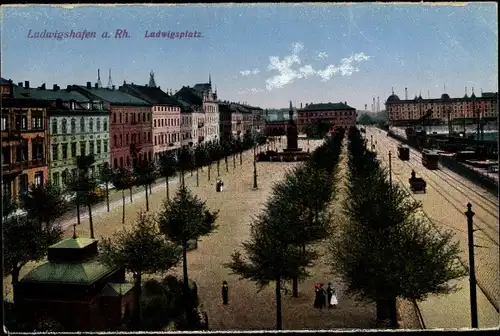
(296, 102, 357, 132)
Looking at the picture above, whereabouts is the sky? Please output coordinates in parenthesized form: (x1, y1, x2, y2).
(1, 3, 498, 109)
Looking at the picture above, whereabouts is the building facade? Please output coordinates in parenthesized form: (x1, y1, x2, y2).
(386, 89, 499, 126)
(296, 102, 357, 132)
(119, 77, 182, 160)
(74, 83, 153, 169)
(1, 79, 50, 200)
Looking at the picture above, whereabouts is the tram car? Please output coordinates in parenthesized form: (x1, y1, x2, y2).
(422, 149, 439, 170)
(397, 145, 410, 161)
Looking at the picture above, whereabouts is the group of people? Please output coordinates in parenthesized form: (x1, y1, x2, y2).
(215, 178, 224, 192)
(314, 283, 338, 309)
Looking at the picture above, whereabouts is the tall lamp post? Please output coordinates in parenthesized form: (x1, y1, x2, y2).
(253, 135, 258, 189)
(465, 203, 478, 328)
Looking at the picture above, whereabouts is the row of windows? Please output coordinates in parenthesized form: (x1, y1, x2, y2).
(113, 132, 152, 147)
(1, 115, 44, 131)
(52, 165, 103, 186)
(154, 106, 180, 112)
(155, 133, 178, 145)
(52, 117, 108, 134)
(113, 111, 151, 124)
(113, 151, 153, 169)
(154, 118, 180, 128)
(300, 111, 354, 117)
(51, 140, 108, 161)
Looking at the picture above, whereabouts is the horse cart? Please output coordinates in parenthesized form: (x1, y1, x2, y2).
(409, 170, 426, 193)
(397, 145, 410, 161)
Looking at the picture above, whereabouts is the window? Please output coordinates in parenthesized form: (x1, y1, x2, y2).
(61, 170, 68, 185)
(97, 140, 102, 154)
(80, 118, 85, 132)
(120, 113, 123, 123)
(52, 172, 60, 186)
(80, 142, 86, 156)
(103, 140, 108, 152)
(126, 133, 129, 144)
(71, 142, 77, 157)
(113, 113, 116, 123)
(71, 118, 76, 133)
(62, 143, 68, 159)
(125, 113, 129, 123)
(119, 157, 124, 167)
(89, 118, 94, 132)
(103, 119, 108, 131)
(89, 141, 95, 155)
(19, 174, 29, 196)
(120, 134, 123, 146)
(154, 119, 157, 127)
(96, 118, 101, 131)
(34, 171, 44, 187)
(143, 113, 146, 122)
(51, 119, 57, 134)
(1, 115, 7, 131)
(114, 158, 118, 168)
(114, 135, 118, 147)
(52, 144, 59, 161)
(62, 119, 68, 133)
(31, 115, 43, 130)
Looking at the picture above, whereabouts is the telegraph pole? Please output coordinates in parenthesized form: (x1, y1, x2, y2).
(465, 203, 478, 328)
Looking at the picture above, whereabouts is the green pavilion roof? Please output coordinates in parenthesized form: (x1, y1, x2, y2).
(100, 282, 135, 297)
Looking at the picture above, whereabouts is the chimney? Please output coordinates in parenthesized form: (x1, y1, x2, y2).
(18, 82, 23, 87)
(25, 81, 30, 89)
(405, 87, 408, 100)
(86, 82, 91, 89)
(345, 101, 347, 105)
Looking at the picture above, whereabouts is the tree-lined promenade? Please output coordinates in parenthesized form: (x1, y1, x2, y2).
(4, 128, 467, 331)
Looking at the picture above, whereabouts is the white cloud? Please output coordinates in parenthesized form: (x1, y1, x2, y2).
(316, 51, 328, 59)
(240, 68, 260, 76)
(238, 88, 264, 94)
(264, 43, 371, 91)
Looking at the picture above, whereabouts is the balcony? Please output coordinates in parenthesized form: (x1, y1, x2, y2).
(2, 159, 45, 174)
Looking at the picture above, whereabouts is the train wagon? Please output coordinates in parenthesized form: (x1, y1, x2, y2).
(397, 145, 410, 161)
(422, 149, 439, 170)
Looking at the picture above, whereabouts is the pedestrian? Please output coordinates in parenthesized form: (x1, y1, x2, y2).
(319, 283, 326, 310)
(313, 284, 321, 308)
(330, 286, 338, 308)
(222, 280, 229, 305)
(326, 283, 334, 308)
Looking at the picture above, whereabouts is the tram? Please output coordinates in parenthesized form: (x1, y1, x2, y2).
(422, 149, 439, 170)
(397, 145, 410, 161)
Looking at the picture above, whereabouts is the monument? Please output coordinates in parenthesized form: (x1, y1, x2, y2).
(283, 100, 300, 152)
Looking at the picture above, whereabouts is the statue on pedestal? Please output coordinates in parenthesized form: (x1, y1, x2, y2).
(286, 100, 298, 150)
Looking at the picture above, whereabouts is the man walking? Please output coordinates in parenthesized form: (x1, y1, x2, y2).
(222, 280, 229, 305)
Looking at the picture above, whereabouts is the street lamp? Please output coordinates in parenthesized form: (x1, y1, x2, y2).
(253, 134, 258, 189)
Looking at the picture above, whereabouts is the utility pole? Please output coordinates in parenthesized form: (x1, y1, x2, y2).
(388, 151, 393, 190)
(465, 203, 478, 328)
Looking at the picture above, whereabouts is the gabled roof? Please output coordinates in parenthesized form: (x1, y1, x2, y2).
(174, 86, 203, 106)
(120, 84, 182, 106)
(100, 282, 135, 297)
(75, 85, 151, 106)
(1, 77, 13, 85)
(193, 83, 211, 94)
(299, 102, 355, 111)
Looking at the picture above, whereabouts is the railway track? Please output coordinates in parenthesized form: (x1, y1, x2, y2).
(368, 128, 500, 313)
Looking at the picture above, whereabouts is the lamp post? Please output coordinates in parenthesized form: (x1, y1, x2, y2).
(465, 203, 478, 328)
(253, 135, 258, 189)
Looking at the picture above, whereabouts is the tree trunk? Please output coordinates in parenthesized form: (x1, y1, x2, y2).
(122, 189, 125, 224)
(388, 296, 398, 328)
(181, 170, 185, 188)
(165, 178, 170, 201)
(376, 298, 391, 323)
(144, 185, 149, 212)
(149, 183, 152, 195)
(208, 165, 211, 181)
(217, 160, 220, 176)
(76, 196, 81, 224)
(133, 273, 142, 329)
(191, 168, 193, 176)
(105, 181, 110, 212)
(292, 277, 298, 297)
(88, 204, 94, 239)
(196, 168, 199, 187)
(225, 156, 228, 172)
(182, 241, 190, 317)
(11, 265, 21, 305)
(129, 188, 133, 203)
(240, 152, 243, 166)
(179, 172, 182, 184)
(233, 154, 236, 169)
(275, 276, 283, 330)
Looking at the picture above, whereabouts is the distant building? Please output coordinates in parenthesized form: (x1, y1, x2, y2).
(120, 75, 183, 160)
(385, 89, 499, 126)
(14, 236, 136, 331)
(74, 82, 153, 169)
(296, 102, 357, 132)
(1, 78, 50, 200)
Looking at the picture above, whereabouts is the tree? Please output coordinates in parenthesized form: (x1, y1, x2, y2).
(235, 138, 244, 166)
(134, 159, 157, 212)
(203, 142, 213, 181)
(331, 127, 467, 327)
(156, 186, 219, 311)
(99, 163, 114, 212)
(194, 144, 206, 187)
(99, 210, 180, 329)
(72, 172, 104, 239)
(111, 167, 135, 224)
(225, 208, 315, 330)
(358, 113, 375, 125)
(221, 140, 232, 173)
(2, 197, 19, 221)
(158, 152, 178, 201)
(21, 182, 70, 230)
(177, 146, 193, 188)
(4, 216, 62, 290)
(210, 141, 223, 177)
